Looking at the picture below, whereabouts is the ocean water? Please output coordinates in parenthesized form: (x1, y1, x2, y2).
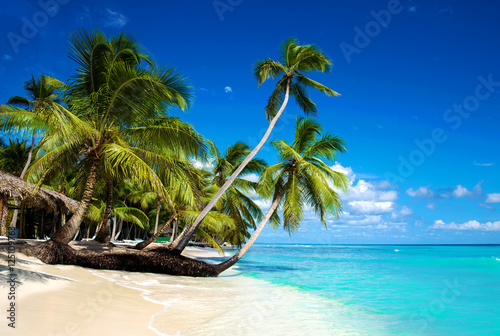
(92, 245, 500, 336)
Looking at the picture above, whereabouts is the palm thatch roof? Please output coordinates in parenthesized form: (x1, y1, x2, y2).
(0, 170, 81, 214)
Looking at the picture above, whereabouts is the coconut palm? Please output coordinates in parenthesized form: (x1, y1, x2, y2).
(212, 118, 349, 274)
(134, 163, 210, 250)
(173, 38, 340, 254)
(28, 30, 195, 245)
(1, 74, 67, 228)
(88, 199, 149, 237)
(4, 75, 67, 178)
(169, 141, 266, 248)
(0, 139, 31, 176)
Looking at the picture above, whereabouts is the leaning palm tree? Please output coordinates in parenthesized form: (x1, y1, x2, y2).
(1, 74, 67, 228)
(204, 141, 267, 247)
(212, 118, 349, 274)
(134, 162, 209, 250)
(168, 141, 267, 249)
(29, 30, 195, 247)
(172, 38, 340, 254)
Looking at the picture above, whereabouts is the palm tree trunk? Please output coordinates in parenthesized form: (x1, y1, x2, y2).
(114, 218, 123, 240)
(212, 187, 286, 275)
(172, 79, 291, 254)
(51, 154, 100, 245)
(172, 218, 179, 241)
(10, 130, 37, 229)
(110, 218, 116, 241)
(95, 177, 113, 244)
(134, 215, 175, 250)
(154, 195, 161, 234)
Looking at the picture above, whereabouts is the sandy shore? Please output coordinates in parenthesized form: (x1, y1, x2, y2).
(0, 241, 224, 336)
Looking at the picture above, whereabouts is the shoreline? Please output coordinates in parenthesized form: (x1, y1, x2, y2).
(1, 242, 349, 335)
(0, 243, 226, 336)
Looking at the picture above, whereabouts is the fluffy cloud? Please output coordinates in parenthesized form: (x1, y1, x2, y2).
(348, 201, 394, 215)
(407, 183, 482, 200)
(407, 186, 435, 198)
(328, 163, 410, 230)
(345, 180, 398, 202)
(392, 206, 413, 219)
(485, 193, 500, 204)
(431, 220, 500, 231)
(224, 86, 233, 94)
(331, 162, 355, 181)
(452, 185, 471, 198)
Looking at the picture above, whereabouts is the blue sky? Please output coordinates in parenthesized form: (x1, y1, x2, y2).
(1, 0, 499, 244)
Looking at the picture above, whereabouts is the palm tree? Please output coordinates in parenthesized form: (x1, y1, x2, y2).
(0, 139, 31, 176)
(172, 38, 340, 254)
(167, 141, 268, 249)
(87, 199, 149, 238)
(28, 29, 195, 245)
(212, 118, 349, 274)
(1, 74, 67, 228)
(134, 163, 210, 250)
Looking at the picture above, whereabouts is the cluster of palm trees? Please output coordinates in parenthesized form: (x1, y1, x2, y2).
(0, 30, 348, 274)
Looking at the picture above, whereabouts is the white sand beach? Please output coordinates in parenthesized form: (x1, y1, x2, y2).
(0, 244, 223, 336)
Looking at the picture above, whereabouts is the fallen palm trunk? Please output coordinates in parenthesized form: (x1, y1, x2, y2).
(25, 240, 217, 277)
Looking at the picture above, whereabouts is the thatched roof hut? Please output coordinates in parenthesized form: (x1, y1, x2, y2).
(0, 170, 81, 214)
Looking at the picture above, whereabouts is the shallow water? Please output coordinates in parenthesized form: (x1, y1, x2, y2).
(92, 245, 500, 335)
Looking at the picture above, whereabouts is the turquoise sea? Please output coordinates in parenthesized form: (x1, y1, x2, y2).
(229, 244, 500, 335)
(93, 244, 500, 335)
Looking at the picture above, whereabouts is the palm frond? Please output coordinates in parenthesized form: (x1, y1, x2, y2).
(253, 58, 286, 86)
(295, 75, 340, 97)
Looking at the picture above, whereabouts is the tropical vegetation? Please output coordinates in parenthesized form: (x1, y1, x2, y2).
(0, 31, 346, 277)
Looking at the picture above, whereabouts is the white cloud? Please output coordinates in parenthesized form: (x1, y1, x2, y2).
(392, 206, 413, 219)
(407, 183, 482, 200)
(431, 220, 500, 231)
(329, 163, 409, 230)
(224, 86, 233, 94)
(253, 198, 272, 210)
(104, 8, 129, 28)
(245, 173, 260, 183)
(426, 203, 437, 210)
(407, 186, 434, 198)
(347, 201, 394, 215)
(345, 180, 398, 202)
(452, 185, 471, 198)
(2, 54, 12, 61)
(331, 162, 355, 181)
(485, 193, 500, 204)
(346, 215, 381, 225)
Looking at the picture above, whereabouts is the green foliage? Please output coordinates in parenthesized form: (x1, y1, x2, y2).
(254, 38, 340, 120)
(208, 140, 268, 246)
(0, 139, 31, 176)
(258, 118, 349, 234)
